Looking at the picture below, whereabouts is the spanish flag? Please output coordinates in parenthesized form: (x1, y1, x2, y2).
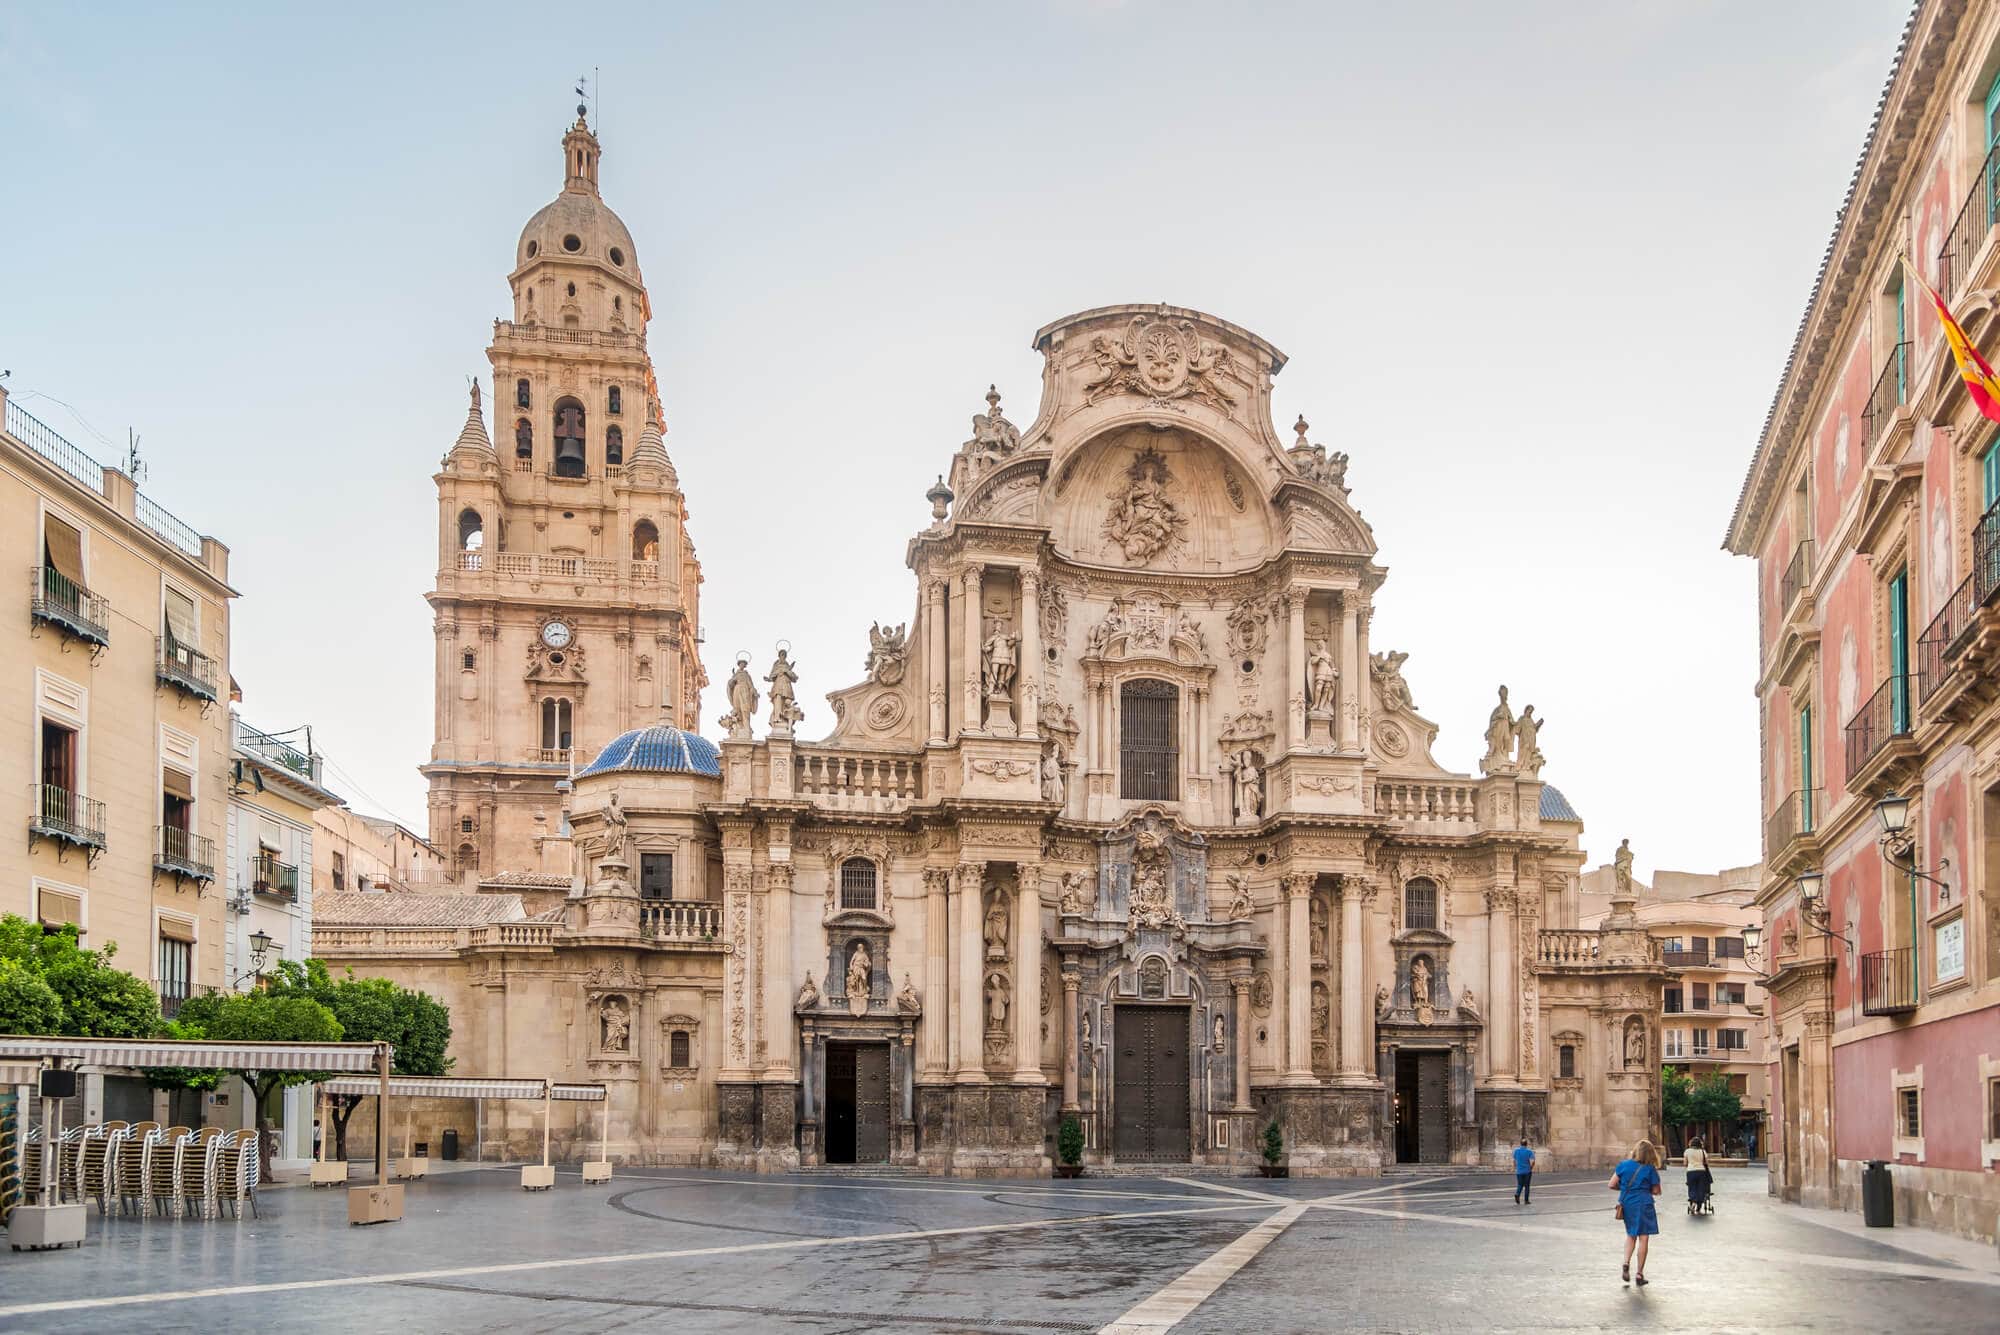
(1915, 269, 2000, 422)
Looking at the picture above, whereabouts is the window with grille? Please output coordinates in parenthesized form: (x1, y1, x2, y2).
(1898, 1086, 1921, 1138)
(1558, 1045, 1576, 1078)
(1118, 679, 1179, 801)
(669, 1030, 691, 1067)
(840, 858, 878, 911)
(157, 934, 192, 1017)
(640, 853, 674, 901)
(1692, 982, 1710, 1011)
(1404, 878, 1438, 931)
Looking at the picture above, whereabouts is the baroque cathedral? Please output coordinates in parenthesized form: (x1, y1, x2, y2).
(318, 113, 1667, 1174)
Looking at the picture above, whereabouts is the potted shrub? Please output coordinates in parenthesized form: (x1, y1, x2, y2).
(1055, 1114, 1086, 1178)
(1259, 1120, 1288, 1178)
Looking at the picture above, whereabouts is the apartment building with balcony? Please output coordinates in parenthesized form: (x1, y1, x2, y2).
(311, 805, 452, 898)
(1725, 0, 2000, 1245)
(1581, 864, 1769, 1158)
(1, 381, 233, 1045)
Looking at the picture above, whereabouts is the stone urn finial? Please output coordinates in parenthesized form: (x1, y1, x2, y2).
(1293, 415, 1309, 446)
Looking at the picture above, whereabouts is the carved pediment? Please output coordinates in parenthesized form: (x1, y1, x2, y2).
(1082, 592, 1213, 670)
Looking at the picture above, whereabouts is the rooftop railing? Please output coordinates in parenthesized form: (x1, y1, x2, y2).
(236, 722, 321, 783)
(1939, 140, 2000, 298)
(5, 400, 208, 564)
(29, 566, 110, 646)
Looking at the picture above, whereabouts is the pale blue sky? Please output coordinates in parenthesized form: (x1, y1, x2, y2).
(2, 1, 1903, 875)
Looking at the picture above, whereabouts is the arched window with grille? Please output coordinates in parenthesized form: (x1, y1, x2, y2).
(669, 1030, 691, 1067)
(552, 397, 587, 477)
(606, 425, 623, 466)
(608, 385, 622, 415)
(1404, 877, 1439, 931)
(516, 378, 532, 409)
(633, 519, 660, 561)
(1119, 678, 1179, 801)
(839, 858, 878, 911)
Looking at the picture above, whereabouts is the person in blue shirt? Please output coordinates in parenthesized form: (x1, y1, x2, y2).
(1512, 1139, 1535, 1204)
(1609, 1139, 1664, 1285)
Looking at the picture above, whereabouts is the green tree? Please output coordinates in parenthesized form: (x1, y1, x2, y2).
(1262, 1120, 1284, 1166)
(0, 957, 63, 1035)
(1661, 1066, 1742, 1153)
(166, 989, 344, 1108)
(1057, 1114, 1084, 1167)
(0, 916, 160, 1037)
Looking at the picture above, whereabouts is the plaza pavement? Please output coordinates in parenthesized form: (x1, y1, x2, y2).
(1, 1165, 1993, 1332)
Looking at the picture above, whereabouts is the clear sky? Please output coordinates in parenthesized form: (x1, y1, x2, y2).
(2, 1, 1905, 879)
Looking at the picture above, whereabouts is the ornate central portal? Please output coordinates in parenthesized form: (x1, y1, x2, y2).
(1112, 1006, 1192, 1161)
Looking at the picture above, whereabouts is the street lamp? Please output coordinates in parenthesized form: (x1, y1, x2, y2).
(1792, 870, 1852, 954)
(1873, 791, 1952, 905)
(1874, 793, 1911, 837)
(1741, 922, 1762, 957)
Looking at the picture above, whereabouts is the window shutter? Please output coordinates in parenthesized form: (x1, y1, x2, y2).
(43, 516, 85, 583)
(163, 586, 198, 650)
(37, 887, 83, 929)
(157, 914, 196, 943)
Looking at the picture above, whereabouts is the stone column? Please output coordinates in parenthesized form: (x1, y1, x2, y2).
(1013, 864, 1042, 1082)
(720, 863, 754, 1080)
(956, 861, 987, 1082)
(1061, 966, 1082, 1112)
(1337, 594, 1359, 753)
(961, 565, 984, 736)
(1232, 979, 1252, 1109)
(1285, 586, 1307, 753)
(1283, 874, 1314, 1082)
(944, 868, 962, 1073)
(1020, 570, 1042, 738)
(764, 862, 795, 1081)
(924, 577, 947, 743)
(479, 622, 499, 744)
(1486, 887, 1517, 1083)
(1337, 877, 1367, 1082)
(923, 868, 950, 1078)
(1354, 597, 1372, 757)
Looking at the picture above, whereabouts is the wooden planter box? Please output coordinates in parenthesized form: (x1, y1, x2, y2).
(1053, 1163, 1085, 1179)
(1258, 1163, 1289, 1178)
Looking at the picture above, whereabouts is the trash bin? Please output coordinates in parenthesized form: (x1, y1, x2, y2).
(441, 1129, 459, 1162)
(1862, 1159, 1894, 1227)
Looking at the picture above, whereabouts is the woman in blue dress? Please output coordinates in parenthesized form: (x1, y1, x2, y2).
(1609, 1139, 1663, 1285)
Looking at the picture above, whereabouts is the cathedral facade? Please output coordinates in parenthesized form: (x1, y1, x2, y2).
(320, 116, 1665, 1175)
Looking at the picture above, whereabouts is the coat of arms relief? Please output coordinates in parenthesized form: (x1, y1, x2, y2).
(1082, 314, 1239, 413)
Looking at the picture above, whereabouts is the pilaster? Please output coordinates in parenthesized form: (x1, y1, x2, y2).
(1012, 863, 1043, 1083)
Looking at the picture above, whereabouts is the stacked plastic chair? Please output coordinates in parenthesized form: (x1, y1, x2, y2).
(180, 1127, 224, 1221)
(213, 1129, 261, 1220)
(0, 1094, 17, 1226)
(148, 1125, 192, 1219)
(55, 1125, 86, 1203)
(78, 1120, 125, 1215)
(18, 1124, 44, 1207)
(111, 1121, 158, 1217)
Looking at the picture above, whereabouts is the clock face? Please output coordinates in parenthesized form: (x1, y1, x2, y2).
(541, 620, 573, 649)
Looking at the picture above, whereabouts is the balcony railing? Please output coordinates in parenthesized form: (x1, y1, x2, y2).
(1917, 574, 1978, 707)
(30, 784, 106, 851)
(1780, 540, 1814, 614)
(1861, 342, 1912, 449)
(29, 565, 110, 646)
(1765, 787, 1823, 859)
(156, 635, 218, 701)
(236, 722, 321, 784)
(1940, 140, 2000, 298)
(1375, 780, 1481, 831)
(1844, 673, 1921, 779)
(154, 825, 216, 881)
(1664, 1000, 1684, 1015)
(640, 900, 722, 942)
(1860, 947, 1919, 1016)
(1663, 943, 1713, 969)
(796, 749, 924, 814)
(1537, 929, 1601, 967)
(251, 853, 300, 903)
(1977, 495, 2000, 608)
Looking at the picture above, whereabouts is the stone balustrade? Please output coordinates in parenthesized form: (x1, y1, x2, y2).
(466, 921, 558, 948)
(1538, 929, 1601, 966)
(1375, 780, 1480, 830)
(641, 900, 721, 942)
(456, 551, 659, 584)
(312, 926, 468, 955)
(795, 749, 923, 813)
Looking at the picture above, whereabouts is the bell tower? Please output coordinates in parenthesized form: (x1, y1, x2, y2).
(422, 112, 704, 881)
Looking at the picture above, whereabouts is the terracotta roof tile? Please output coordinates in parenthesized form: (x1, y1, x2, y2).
(313, 892, 527, 927)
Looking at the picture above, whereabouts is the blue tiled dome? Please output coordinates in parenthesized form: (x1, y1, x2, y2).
(577, 723, 721, 779)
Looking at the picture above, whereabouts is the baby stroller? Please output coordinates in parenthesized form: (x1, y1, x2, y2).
(1686, 1166, 1715, 1214)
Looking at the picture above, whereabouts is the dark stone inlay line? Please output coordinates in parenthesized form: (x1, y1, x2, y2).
(391, 1280, 1099, 1332)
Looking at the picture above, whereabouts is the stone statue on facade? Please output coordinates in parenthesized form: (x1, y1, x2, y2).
(1375, 982, 1391, 1018)
(983, 893, 1010, 960)
(1080, 1010, 1093, 1052)
(1513, 705, 1546, 777)
(985, 972, 1010, 1030)
(766, 648, 803, 732)
(1411, 956, 1434, 1026)
(1624, 1018, 1647, 1068)
(721, 655, 758, 739)
(896, 974, 921, 1014)
(1103, 447, 1187, 564)
(1458, 987, 1480, 1022)
(1213, 1013, 1226, 1052)
(845, 941, 871, 1016)
(1613, 838, 1635, 898)
(1059, 871, 1092, 916)
(796, 973, 820, 1011)
(1041, 746, 1066, 804)
(1481, 686, 1515, 774)
(1225, 873, 1253, 922)
(1307, 639, 1339, 715)
(1310, 896, 1331, 961)
(1370, 650, 1415, 713)
(981, 620, 1018, 699)
(964, 385, 1020, 470)
(1226, 748, 1263, 824)
(599, 791, 629, 871)
(865, 621, 909, 686)
(600, 997, 631, 1052)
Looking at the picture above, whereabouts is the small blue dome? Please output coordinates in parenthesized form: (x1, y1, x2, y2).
(578, 723, 721, 779)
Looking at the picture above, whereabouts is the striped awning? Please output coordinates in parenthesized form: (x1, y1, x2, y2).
(315, 1076, 607, 1102)
(0, 1036, 386, 1072)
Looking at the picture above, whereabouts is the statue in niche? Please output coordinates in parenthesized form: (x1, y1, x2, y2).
(600, 997, 631, 1052)
(1225, 873, 1253, 922)
(896, 974, 921, 1014)
(865, 622, 909, 686)
(1226, 748, 1263, 824)
(964, 385, 1019, 468)
(796, 973, 820, 1011)
(1310, 982, 1331, 1044)
(1458, 987, 1480, 1022)
(1624, 1018, 1647, 1069)
(845, 941, 871, 1016)
(1041, 745, 1066, 804)
(1375, 982, 1391, 1018)
(1059, 870, 1092, 916)
(1213, 1013, 1226, 1052)
(1310, 896, 1331, 961)
(766, 648, 803, 731)
(983, 893, 1010, 960)
(721, 655, 758, 738)
(1513, 705, 1547, 777)
(1411, 956, 1434, 1026)
(1371, 650, 1415, 713)
(1613, 838, 1635, 898)
(981, 620, 1018, 699)
(1481, 686, 1515, 773)
(1307, 638, 1339, 714)
(599, 792, 629, 869)
(1252, 972, 1274, 1015)
(1080, 1010, 1093, 1052)
(1102, 447, 1187, 564)
(985, 972, 1010, 1030)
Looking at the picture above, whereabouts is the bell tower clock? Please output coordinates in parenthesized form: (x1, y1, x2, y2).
(421, 111, 705, 881)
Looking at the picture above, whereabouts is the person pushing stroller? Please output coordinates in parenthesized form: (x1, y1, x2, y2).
(1684, 1137, 1714, 1214)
